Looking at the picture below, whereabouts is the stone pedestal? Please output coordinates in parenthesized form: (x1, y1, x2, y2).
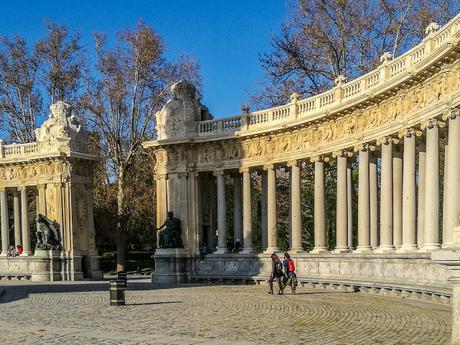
(431, 247, 460, 345)
(30, 250, 62, 281)
(152, 248, 197, 284)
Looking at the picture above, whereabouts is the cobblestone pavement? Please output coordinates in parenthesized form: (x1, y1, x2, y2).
(0, 280, 451, 344)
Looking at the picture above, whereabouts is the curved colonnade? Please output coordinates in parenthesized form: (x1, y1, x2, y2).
(146, 13, 460, 336)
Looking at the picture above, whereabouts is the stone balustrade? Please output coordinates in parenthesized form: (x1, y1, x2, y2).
(177, 12, 460, 139)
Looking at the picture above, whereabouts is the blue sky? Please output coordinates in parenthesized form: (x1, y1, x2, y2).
(0, 0, 288, 119)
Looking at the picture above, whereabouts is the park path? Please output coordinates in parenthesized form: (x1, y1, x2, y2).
(0, 280, 451, 344)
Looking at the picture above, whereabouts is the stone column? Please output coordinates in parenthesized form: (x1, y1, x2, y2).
(37, 183, 47, 216)
(0, 188, 9, 255)
(393, 144, 403, 249)
(155, 174, 168, 228)
(19, 187, 30, 255)
(261, 171, 268, 251)
(377, 137, 395, 252)
(443, 110, 460, 248)
(264, 164, 279, 253)
(443, 143, 449, 246)
(288, 160, 302, 252)
(215, 170, 228, 254)
(417, 144, 426, 248)
(13, 190, 21, 247)
(347, 161, 353, 249)
(422, 119, 442, 251)
(233, 173, 243, 245)
(369, 152, 378, 249)
(400, 129, 418, 251)
(334, 151, 349, 252)
(312, 157, 328, 253)
(356, 144, 371, 252)
(240, 167, 253, 253)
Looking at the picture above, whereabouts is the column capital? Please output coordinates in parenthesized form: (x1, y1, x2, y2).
(239, 166, 250, 173)
(213, 170, 225, 177)
(263, 164, 274, 171)
(17, 186, 27, 192)
(286, 160, 299, 168)
(36, 183, 47, 190)
(397, 127, 422, 139)
(442, 108, 460, 121)
(332, 149, 352, 158)
(353, 143, 375, 153)
(154, 173, 168, 181)
(376, 135, 399, 145)
(0, 187, 5, 193)
(421, 118, 445, 130)
(311, 155, 329, 163)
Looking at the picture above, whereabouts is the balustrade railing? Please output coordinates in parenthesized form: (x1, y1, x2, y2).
(0, 142, 38, 159)
(191, 12, 460, 137)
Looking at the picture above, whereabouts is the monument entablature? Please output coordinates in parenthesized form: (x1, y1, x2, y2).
(145, 14, 460, 175)
(0, 101, 100, 281)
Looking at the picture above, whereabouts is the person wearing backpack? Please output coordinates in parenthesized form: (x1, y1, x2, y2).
(268, 253, 285, 295)
(283, 252, 297, 295)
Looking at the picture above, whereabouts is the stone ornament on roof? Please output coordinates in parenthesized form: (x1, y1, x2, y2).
(155, 80, 212, 140)
(35, 101, 88, 154)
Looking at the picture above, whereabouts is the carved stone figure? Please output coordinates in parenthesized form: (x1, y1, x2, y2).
(156, 211, 183, 249)
(155, 80, 213, 140)
(35, 214, 61, 250)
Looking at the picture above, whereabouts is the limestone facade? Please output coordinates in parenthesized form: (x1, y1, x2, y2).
(0, 101, 100, 281)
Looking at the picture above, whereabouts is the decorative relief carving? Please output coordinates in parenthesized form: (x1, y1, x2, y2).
(151, 59, 460, 172)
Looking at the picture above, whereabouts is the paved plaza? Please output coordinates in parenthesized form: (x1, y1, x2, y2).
(0, 280, 451, 345)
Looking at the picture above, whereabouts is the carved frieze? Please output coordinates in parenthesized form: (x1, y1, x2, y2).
(151, 59, 460, 173)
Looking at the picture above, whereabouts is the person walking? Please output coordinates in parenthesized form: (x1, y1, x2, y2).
(268, 253, 285, 295)
(283, 252, 297, 295)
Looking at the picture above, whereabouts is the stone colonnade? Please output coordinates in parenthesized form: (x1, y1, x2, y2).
(208, 112, 460, 254)
(0, 187, 31, 255)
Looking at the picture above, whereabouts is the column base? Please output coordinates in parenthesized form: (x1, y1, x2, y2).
(354, 246, 373, 253)
(333, 247, 350, 253)
(397, 244, 418, 253)
(310, 247, 329, 254)
(263, 247, 280, 255)
(289, 247, 304, 254)
(20, 251, 32, 256)
(214, 248, 229, 254)
(442, 242, 456, 249)
(374, 245, 395, 253)
(419, 243, 441, 252)
(241, 248, 254, 254)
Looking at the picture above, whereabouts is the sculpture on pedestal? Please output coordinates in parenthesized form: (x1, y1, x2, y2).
(156, 211, 183, 248)
(36, 214, 61, 250)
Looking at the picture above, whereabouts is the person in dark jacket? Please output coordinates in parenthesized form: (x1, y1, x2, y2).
(268, 253, 285, 294)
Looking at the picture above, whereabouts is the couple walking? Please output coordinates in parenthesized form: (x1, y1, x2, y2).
(268, 252, 297, 295)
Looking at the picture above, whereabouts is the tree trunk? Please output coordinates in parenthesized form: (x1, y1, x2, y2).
(116, 171, 126, 273)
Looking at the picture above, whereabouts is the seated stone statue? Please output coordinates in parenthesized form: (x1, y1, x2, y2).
(36, 214, 61, 250)
(156, 211, 183, 249)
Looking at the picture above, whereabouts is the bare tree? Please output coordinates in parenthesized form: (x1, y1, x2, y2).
(35, 21, 85, 105)
(0, 21, 85, 143)
(252, 0, 460, 108)
(82, 21, 201, 272)
(0, 36, 41, 142)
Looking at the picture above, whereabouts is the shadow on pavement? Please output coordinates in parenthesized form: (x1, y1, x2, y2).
(127, 301, 182, 306)
(0, 279, 218, 304)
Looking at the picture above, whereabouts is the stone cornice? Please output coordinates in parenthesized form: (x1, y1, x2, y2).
(148, 12, 460, 147)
